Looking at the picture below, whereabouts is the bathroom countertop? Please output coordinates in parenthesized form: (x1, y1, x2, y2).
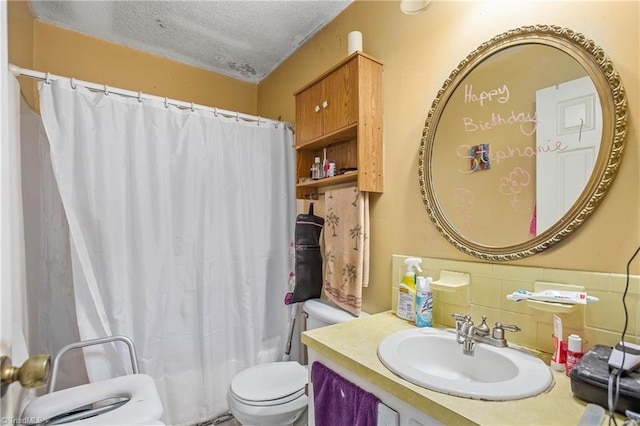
(301, 311, 597, 426)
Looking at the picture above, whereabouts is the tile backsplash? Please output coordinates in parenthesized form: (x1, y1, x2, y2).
(391, 255, 640, 354)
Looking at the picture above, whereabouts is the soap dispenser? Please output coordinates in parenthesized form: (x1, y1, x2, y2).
(396, 258, 422, 322)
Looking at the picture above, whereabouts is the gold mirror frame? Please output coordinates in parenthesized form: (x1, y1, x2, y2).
(418, 25, 627, 261)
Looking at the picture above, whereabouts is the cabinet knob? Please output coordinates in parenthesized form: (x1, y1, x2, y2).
(322, 101, 328, 109)
(314, 105, 320, 113)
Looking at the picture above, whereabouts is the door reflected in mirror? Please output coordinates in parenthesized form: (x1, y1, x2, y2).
(419, 25, 627, 260)
(535, 75, 602, 234)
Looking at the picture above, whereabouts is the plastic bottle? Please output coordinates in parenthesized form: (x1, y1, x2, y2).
(311, 157, 323, 179)
(415, 276, 433, 328)
(566, 334, 583, 376)
(322, 148, 330, 177)
(396, 258, 422, 322)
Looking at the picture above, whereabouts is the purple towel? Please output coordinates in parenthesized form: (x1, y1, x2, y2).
(311, 362, 380, 426)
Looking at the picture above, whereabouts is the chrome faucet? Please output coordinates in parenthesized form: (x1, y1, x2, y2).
(451, 314, 521, 356)
(451, 313, 471, 344)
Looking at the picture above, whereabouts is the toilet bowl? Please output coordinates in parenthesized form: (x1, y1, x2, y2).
(227, 299, 368, 425)
(22, 374, 164, 425)
(227, 361, 308, 426)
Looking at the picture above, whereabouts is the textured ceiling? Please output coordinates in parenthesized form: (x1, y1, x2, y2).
(29, 0, 353, 84)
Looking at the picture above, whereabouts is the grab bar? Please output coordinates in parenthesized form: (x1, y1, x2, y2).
(47, 335, 139, 393)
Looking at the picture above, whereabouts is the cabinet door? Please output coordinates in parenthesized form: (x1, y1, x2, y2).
(295, 81, 324, 146)
(322, 58, 358, 135)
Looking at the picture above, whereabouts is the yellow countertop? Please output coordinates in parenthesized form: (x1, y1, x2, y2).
(301, 311, 597, 426)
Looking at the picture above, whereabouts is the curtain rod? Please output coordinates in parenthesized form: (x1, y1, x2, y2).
(9, 64, 289, 129)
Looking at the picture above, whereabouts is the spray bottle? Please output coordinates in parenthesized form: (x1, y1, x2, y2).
(415, 276, 433, 328)
(396, 257, 422, 322)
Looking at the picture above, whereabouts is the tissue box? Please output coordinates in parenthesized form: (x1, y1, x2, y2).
(569, 345, 640, 414)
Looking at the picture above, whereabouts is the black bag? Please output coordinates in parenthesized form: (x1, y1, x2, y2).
(570, 345, 640, 414)
(286, 204, 324, 304)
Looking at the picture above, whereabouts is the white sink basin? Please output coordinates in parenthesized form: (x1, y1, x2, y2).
(377, 328, 553, 400)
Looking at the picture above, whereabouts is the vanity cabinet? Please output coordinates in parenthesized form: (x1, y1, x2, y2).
(294, 52, 383, 199)
(307, 348, 441, 426)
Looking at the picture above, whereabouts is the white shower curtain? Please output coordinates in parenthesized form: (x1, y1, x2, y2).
(38, 79, 296, 425)
(2, 72, 31, 417)
(21, 95, 88, 393)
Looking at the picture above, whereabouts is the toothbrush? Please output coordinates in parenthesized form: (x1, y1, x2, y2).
(506, 289, 599, 304)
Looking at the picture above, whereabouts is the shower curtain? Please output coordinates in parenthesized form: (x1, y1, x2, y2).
(38, 79, 296, 425)
(3, 72, 31, 417)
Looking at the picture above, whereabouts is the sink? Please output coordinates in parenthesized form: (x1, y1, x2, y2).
(377, 328, 553, 400)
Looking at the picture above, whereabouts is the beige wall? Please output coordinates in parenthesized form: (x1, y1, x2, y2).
(8, 1, 258, 115)
(259, 0, 640, 314)
(8, 0, 35, 106)
(9, 1, 639, 319)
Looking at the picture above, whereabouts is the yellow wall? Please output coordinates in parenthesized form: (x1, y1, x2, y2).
(8, 2, 258, 116)
(9, 1, 639, 318)
(8, 0, 35, 106)
(258, 0, 640, 314)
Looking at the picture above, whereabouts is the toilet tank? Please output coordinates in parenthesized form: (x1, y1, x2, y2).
(302, 299, 369, 330)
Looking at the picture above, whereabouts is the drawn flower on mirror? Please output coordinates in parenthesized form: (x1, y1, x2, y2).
(499, 167, 531, 211)
(453, 188, 475, 230)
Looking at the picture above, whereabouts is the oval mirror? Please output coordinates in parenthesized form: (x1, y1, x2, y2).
(419, 25, 627, 261)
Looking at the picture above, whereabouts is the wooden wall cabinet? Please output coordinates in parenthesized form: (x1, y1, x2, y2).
(294, 52, 383, 199)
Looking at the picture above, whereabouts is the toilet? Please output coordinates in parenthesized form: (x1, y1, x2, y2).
(227, 298, 368, 426)
(21, 374, 164, 425)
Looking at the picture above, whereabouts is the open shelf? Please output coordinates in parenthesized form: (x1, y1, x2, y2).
(296, 124, 357, 151)
(297, 172, 358, 190)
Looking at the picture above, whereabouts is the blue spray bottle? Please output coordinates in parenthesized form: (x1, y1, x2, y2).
(415, 276, 433, 328)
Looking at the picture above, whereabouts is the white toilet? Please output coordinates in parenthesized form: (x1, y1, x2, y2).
(22, 374, 164, 425)
(227, 298, 368, 426)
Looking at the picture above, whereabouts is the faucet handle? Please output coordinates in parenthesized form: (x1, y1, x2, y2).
(451, 313, 472, 330)
(451, 313, 471, 344)
(492, 322, 521, 340)
(499, 323, 521, 332)
(451, 313, 471, 322)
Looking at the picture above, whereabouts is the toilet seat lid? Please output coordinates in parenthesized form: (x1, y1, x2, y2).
(231, 362, 306, 403)
(303, 298, 369, 324)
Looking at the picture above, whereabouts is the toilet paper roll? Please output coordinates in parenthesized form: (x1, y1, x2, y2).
(348, 31, 363, 55)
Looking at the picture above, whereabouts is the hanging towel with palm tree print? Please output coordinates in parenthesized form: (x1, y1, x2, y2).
(323, 186, 370, 316)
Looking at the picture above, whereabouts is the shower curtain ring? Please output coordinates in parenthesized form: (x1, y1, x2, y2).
(70, 78, 76, 89)
(138, 91, 143, 103)
(213, 107, 218, 117)
(164, 97, 169, 109)
(104, 84, 109, 96)
(257, 116, 261, 126)
(190, 102, 195, 112)
(44, 72, 51, 84)
(236, 111, 239, 121)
